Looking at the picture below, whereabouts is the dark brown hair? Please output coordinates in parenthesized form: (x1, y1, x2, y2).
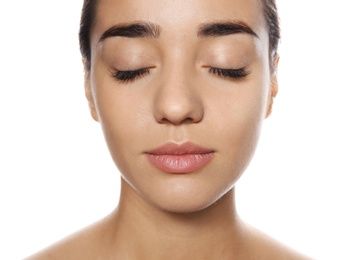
(79, 0, 280, 71)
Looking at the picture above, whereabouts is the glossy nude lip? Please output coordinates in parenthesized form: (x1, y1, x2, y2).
(145, 142, 215, 173)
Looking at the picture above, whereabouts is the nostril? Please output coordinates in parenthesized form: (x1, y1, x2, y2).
(183, 116, 201, 124)
(158, 116, 200, 125)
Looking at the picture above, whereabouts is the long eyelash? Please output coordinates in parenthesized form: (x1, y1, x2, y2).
(112, 68, 150, 82)
(209, 67, 249, 79)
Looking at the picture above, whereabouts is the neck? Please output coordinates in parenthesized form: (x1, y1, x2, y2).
(108, 179, 245, 259)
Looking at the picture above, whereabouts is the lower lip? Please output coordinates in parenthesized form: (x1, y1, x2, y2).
(146, 153, 214, 173)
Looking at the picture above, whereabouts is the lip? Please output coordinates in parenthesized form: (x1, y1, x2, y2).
(145, 142, 215, 173)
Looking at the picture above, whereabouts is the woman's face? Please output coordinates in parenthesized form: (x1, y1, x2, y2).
(86, 0, 277, 212)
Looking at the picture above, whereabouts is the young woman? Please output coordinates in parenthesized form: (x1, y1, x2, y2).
(27, 0, 311, 259)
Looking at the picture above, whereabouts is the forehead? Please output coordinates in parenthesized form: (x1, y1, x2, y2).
(93, 0, 267, 39)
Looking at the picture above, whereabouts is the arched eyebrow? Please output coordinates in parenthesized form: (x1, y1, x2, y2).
(99, 22, 161, 43)
(198, 21, 259, 38)
(98, 20, 258, 43)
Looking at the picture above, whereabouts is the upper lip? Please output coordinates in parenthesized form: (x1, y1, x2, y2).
(145, 142, 214, 155)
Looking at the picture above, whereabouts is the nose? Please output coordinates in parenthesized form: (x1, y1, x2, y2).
(153, 72, 204, 125)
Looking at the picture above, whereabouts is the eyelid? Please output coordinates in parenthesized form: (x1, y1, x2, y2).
(208, 67, 249, 79)
(110, 65, 249, 82)
(111, 67, 151, 82)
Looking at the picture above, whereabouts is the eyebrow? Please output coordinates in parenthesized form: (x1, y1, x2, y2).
(198, 21, 259, 38)
(98, 20, 258, 43)
(99, 22, 161, 42)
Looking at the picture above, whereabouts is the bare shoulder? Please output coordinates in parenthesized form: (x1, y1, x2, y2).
(243, 223, 313, 260)
(24, 214, 115, 260)
(24, 226, 96, 260)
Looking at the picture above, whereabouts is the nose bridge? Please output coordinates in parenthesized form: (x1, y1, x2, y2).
(153, 58, 204, 125)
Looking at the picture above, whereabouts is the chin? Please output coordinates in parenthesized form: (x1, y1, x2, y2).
(143, 182, 233, 214)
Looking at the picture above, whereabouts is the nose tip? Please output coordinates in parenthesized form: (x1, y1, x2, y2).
(153, 86, 204, 125)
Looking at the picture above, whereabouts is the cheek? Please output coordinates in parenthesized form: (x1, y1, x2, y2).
(208, 79, 268, 134)
(91, 71, 153, 172)
(207, 77, 269, 169)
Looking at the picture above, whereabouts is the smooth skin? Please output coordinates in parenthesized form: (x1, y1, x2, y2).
(27, 0, 311, 259)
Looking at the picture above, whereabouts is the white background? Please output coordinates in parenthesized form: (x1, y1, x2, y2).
(0, 0, 344, 259)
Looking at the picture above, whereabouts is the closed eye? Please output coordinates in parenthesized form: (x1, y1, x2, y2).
(209, 67, 249, 79)
(111, 68, 150, 82)
(111, 66, 248, 82)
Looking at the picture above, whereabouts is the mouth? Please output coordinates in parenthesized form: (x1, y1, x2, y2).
(145, 142, 215, 174)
